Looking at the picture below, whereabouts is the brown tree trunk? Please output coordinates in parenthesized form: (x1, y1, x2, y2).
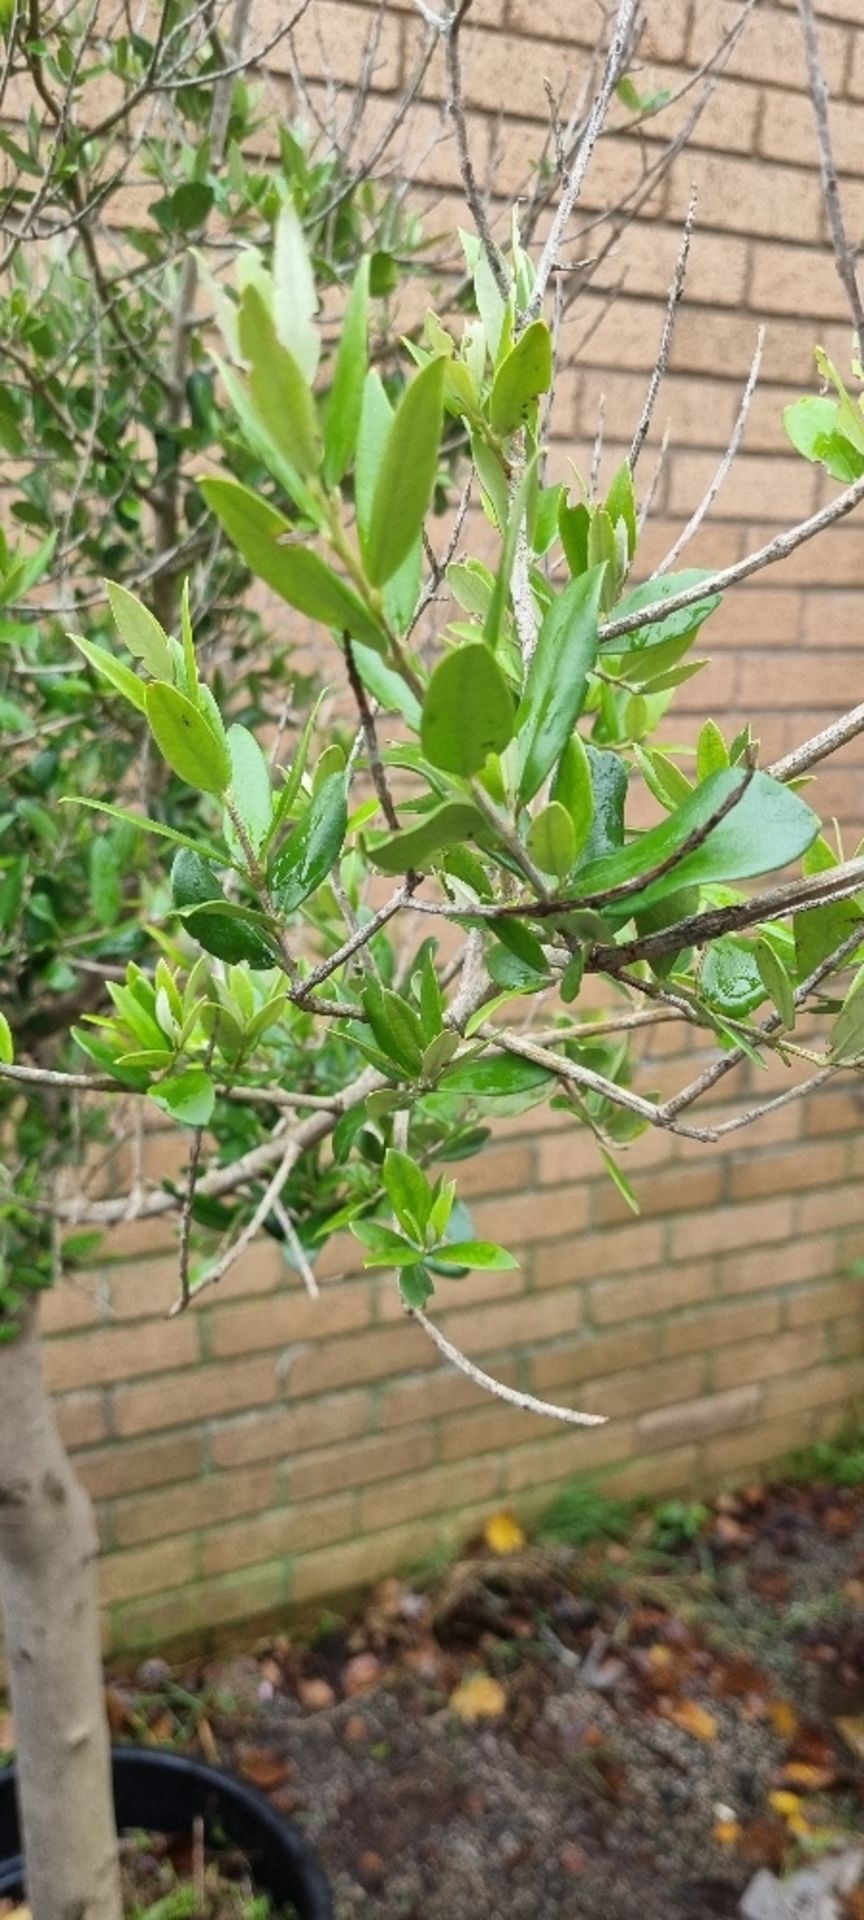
(0, 1302, 121, 1920)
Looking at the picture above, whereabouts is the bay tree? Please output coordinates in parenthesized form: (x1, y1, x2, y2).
(3, 1, 864, 1918)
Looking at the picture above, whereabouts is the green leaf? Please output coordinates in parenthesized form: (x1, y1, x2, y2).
(323, 255, 369, 487)
(270, 773, 347, 911)
(361, 980, 425, 1074)
(559, 498, 590, 577)
(432, 1240, 519, 1270)
(105, 581, 173, 678)
(172, 848, 222, 909)
(399, 1265, 435, 1308)
(63, 799, 228, 866)
(577, 746, 628, 866)
(634, 744, 693, 812)
(599, 1147, 639, 1216)
(795, 897, 862, 979)
(579, 770, 819, 915)
(489, 319, 552, 435)
(755, 937, 795, 1030)
(145, 682, 232, 795)
(696, 718, 729, 782)
(420, 644, 515, 777)
(183, 906, 276, 968)
(605, 461, 637, 560)
(369, 800, 489, 875)
(608, 569, 721, 655)
(149, 1067, 215, 1128)
(89, 837, 121, 926)
(832, 968, 864, 1061)
(363, 356, 446, 587)
(238, 284, 322, 479)
(441, 1055, 553, 1098)
(272, 198, 320, 382)
(470, 428, 509, 529)
(528, 802, 577, 879)
(199, 478, 387, 651)
(352, 1220, 424, 1267)
(482, 452, 538, 648)
(517, 564, 605, 803)
(227, 723, 272, 851)
(67, 635, 146, 713)
(701, 938, 768, 1017)
(551, 734, 594, 864)
(383, 1148, 431, 1239)
(783, 394, 864, 483)
(0, 1010, 12, 1064)
(350, 642, 421, 730)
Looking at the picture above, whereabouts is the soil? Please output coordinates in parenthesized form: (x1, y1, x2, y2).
(0, 1833, 297, 1920)
(108, 1477, 864, 1920)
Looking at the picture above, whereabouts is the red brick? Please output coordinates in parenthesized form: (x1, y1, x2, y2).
(78, 1434, 202, 1502)
(208, 1280, 371, 1358)
(114, 1465, 280, 1547)
(290, 1427, 433, 1500)
(591, 1263, 715, 1326)
(112, 1356, 279, 1437)
(101, 1536, 197, 1607)
(201, 1495, 355, 1578)
(44, 1315, 199, 1395)
(210, 1392, 370, 1467)
(638, 1385, 763, 1450)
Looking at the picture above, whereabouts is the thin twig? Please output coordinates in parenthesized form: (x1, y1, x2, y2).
(797, 0, 864, 360)
(629, 188, 697, 473)
(410, 1305, 607, 1427)
(654, 326, 765, 575)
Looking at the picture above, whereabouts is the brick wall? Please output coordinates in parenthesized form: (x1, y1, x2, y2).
(46, 0, 864, 1651)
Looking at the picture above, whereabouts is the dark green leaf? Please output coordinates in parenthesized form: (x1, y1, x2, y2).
(441, 1055, 553, 1098)
(578, 769, 819, 915)
(270, 773, 347, 912)
(559, 497, 590, 576)
(755, 937, 796, 1029)
(183, 905, 276, 968)
(383, 1147, 431, 1238)
(608, 569, 721, 655)
(575, 745, 628, 866)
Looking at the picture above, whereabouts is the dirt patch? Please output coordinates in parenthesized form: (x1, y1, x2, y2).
(107, 1478, 864, 1920)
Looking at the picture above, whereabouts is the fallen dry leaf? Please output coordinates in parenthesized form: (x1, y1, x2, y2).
(712, 1819, 741, 1846)
(768, 1699, 798, 1740)
(779, 1760, 838, 1792)
(483, 1510, 526, 1555)
(237, 1746, 293, 1791)
(297, 1677, 336, 1711)
(836, 1716, 864, 1762)
(450, 1670, 507, 1722)
(343, 1652, 381, 1697)
(664, 1698, 719, 1741)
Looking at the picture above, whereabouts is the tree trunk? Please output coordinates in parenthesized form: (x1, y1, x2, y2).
(0, 1302, 121, 1920)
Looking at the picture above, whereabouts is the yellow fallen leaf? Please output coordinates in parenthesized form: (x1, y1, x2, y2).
(666, 1699, 718, 1741)
(768, 1699, 798, 1740)
(780, 1761, 836, 1791)
(768, 1781, 802, 1812)
(836, 1714, 864, 1761)
(450, 1671, 506, 1722)
(713, 1819, 741, 1846)
(648, 1644, 673, 1670)
(483, 1511, 525, 1556)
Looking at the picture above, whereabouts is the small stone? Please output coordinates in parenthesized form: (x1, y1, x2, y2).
(343, 1652, 382, 1697)
(343, 1715, 369, 1743)
(297, 1677, 336, 1711)
(560, 1843, 589, 1877)
(356, 1850, 385, 1886)
(135, 1657, 171, 1689)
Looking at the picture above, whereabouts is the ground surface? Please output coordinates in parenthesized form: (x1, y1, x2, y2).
(109, 1474, 864, 1920)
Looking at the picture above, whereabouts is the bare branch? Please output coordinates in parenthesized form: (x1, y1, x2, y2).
(629, 187, 697, 473)
(652, 325, 765, 575)
(768, 701, 864, 784)
(797, 0, 864, 359)
(410, 1305, 607, 1427)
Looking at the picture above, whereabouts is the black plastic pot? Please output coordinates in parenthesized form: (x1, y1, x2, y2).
(0, 1746, 332, 1920)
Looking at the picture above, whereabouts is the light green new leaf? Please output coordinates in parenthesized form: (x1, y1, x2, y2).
(270, 773, 347, 911)
(579, 769, 819, 916)
(323, 255, 369, 487)
(432, 1240, 519, 1270)
(483, 453, 538, 648)
(420, 644, 515, 776)
(238, 284, 322, 478)
(782, 394, 864, 483)
(755, 937, 795, 1030)
(145, 683, 232, 795)
(227, 723, 272, 851)
(528, 801, 577, 878)
(352, 1221, 425, 1267)
(363, 356, 446, 587)
(696, 718, 729, 781)
(489, 319, 552, 435)
(105, 580, 173, 679)
(383, 1147, 431, 1239)
(605, 461, 637, 560)
(68, 635, 147, 713)
(0, 1010, 12, 1064)
(517, 564, 605, 803)
(272, 198, 320, 381)
(199, 477, 387, 651)
(149, 1067, 215, 1128)
(368, 800, 488, 875)
(700, 938, 766, 1017)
